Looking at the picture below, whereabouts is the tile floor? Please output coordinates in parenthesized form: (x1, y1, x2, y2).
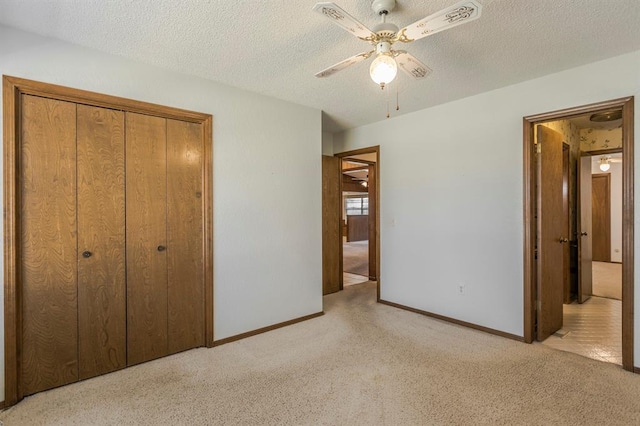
(541, 296, 622, 365)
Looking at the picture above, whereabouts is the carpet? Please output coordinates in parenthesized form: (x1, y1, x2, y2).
(2, 282, 640, 425)
(592, 261, 622, 300)
(343, 240, 368, 277)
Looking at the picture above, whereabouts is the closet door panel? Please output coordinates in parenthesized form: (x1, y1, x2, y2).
(126, 112, 168, 365)
(166, 119, 205, 354)
(21, 95, 78, 395)
(77, 105, 126, 379)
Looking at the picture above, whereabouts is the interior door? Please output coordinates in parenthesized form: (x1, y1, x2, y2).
(322, 155, 342, 295)
(562, 144, 571, 304)
(536, 125, 565, 341)
(166, 119, 205, 354)
(77, 104, 127, 379)
(591, 173, 611, 262)
(578, 156, 593, 303)
(21, 95, 78, 395)
(126, 112, 169, 365)
(368, 164, 377, 281)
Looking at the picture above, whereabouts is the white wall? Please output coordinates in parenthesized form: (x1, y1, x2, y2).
(592, 156, 623, 262)
(334, 50, 640, 365)
(0, 25, 323, 400)
(322, 131, 334, 155)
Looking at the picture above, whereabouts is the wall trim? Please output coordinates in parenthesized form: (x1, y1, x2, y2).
(378, 299, 525, 342)
(212, 312, 324, 347)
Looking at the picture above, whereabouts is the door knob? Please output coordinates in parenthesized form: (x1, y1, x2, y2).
(157, 245, 166, 252)
(558, 237, 568, 243)
(82, 251, 92, 258)
(581, 232, 588, 237)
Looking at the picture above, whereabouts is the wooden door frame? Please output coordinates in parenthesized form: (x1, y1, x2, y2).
(334, 146, 380, 300)
(2, 75, 214, 406)
(523, 96, 634, 372)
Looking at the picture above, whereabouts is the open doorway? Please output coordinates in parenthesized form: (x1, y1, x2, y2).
(322, 146, 380, 299)
(523, 97, 634, 371)
(342, 154, 375, 287)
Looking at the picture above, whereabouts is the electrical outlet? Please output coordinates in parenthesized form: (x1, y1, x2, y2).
(458, 284, 465, 295)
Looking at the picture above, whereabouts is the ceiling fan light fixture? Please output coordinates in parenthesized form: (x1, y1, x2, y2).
(370, 42, 396, 88)
(370, 53, 397, 88)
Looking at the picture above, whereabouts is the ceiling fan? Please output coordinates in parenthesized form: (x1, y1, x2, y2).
(313, 0, 483, 89)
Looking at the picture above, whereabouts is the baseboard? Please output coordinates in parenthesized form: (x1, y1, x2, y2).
(634, 367, 640, 374)
(213, 311, 324, 347)
(378, 299, 524, 342)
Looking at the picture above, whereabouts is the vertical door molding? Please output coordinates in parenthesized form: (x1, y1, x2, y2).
(523, 96, 634, 371)
(2, 76, 214, 406)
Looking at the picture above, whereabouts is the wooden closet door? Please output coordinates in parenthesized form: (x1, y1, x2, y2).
(21, 95, 78, 395)
(77, 105, 126, 379)
(166, 119, 204, 354)
(126, 112, 168, 365)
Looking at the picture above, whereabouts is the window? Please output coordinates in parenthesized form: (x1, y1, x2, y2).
(346, 196, 368, 215)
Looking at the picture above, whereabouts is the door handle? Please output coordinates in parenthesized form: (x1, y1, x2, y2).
(82, 251, 92, 258)
(580, 232, 588, 237)
(558, 237, 568, 243)
(157, 245, 166, 252)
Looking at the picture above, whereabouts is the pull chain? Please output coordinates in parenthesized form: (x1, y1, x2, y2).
(386, 81, 390, 118)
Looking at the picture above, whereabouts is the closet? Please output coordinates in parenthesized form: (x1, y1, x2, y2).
(13, 86, 210, 398)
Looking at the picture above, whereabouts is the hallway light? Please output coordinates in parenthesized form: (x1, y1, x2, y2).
(599, 157, 610, 172)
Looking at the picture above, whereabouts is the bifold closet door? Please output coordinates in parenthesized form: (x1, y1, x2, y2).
(167, 119, 205, 354)
(126, 112, 169, 366)
(21, 95, 78, 395)
(76, 104, 126, 379)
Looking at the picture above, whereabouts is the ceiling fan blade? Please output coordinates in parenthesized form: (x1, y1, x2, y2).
(396, 0, 482, 43)
(315, 51, 374, 78)
(313, 2, 376, 42)
(395, 51, 432, 79)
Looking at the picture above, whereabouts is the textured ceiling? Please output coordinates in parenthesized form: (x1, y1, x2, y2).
(1, 0, 639, 132)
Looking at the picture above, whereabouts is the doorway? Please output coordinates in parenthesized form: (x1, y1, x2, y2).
(523, 97, 634, 371)
(322, 146, 380, 299)
(342, 155, 375, 286)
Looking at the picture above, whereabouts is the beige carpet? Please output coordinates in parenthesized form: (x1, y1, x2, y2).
(3, 282, 640, 425)
(593, 261, 622, 300)
(343, 240, 368, 277)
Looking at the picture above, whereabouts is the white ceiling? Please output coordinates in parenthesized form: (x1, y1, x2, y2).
(1, 0, 639, 133)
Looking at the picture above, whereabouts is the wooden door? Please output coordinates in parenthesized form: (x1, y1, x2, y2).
(368, 164, 377, 281)
(322, 156, 342, 295)
(166, 119, 205, 354)
(536, 126, 565, 341)
(76, 105, 127, 379)
(20, 95, 78, 395)
(561, 144, 571, 304)
(126, 112, 169, 365)
(578, 156, 593, 303)
(592, 173, 611, 262)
